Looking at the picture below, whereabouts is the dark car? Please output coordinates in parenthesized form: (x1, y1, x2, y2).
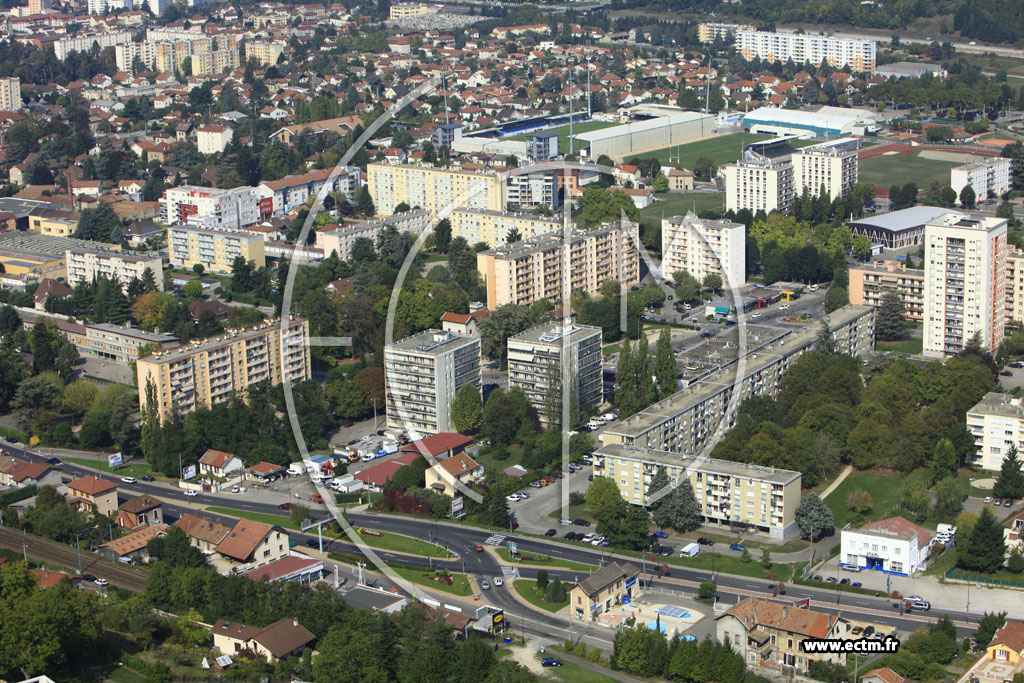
(660, 546, 673, 556)
(826, 577, 837, 583)
(541, 658, 564, 667)
(1006, 499, 1014, 507)
(46, 457, 61, 465)
(278, 502, 293, 510)
(1001, 371, 1013, 377)
(305, 539, 320, 548)
(81, 573, 96, 582)
(563, 532, 576, 540)
(140, 475, 154, 482)
(697, 537, 714, 546)
(863, 626, 875, 637)
(915, 515, 927, 524)
(852, 582, 862, 588)
(813, 575, 823, 582)
(552, 472, 563, 479)
(545, 528, 557, 536)
(377, 430, 386, 436)
(839, 578, 850, 585)
(574, 519, 591, 527)
(653, 531, 668, 538)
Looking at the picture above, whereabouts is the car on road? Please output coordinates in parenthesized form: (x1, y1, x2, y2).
(752, 311, 761, 318)
(140, 475, 154, 482)
(506, 494, 521, 502)
(305, 539, 320, 548)
(653, 531, 668, 538)
(1001, 371, 1013, 377)
(779, 304, 790, 310)
(493, 577, 503, 587)
(729, 543, 744, 552)
(94, 578, 108, 586)
(474, 545, 484, 552)
(541, 658, 564, 667)
(574, 519, 591, 526)
(231, 486, 240, 493)
(184, 490, 198, 497)
(46, 457, 61, 466)
(312, 493, 324, 504)
(81, 574, 96, 582)
(697, 537, 714, 546)
(480, 579, 490, 590)
(904, 595, 922, 602)
(278, 503, 293, 510)
(545, 529, 557, 536)
(121, 477, 136, 484)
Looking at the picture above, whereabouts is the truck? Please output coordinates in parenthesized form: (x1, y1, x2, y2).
(680, 542, 700, 558)
(287, 462, 306, 476)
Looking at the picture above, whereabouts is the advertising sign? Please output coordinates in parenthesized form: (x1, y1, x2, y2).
(182, 465, 197, 480)
(107, 452, 123, 468)
(451, 496, 464, 515)
(491, 610, 506, 633)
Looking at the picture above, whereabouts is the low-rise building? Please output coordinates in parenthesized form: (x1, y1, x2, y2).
(196, 124, 234, 155)
(717, 598, 845, 677)
(315, 210, 430, 262)
(64, 475, 118, 517)
(848, 260, 925, 320)
(215, 519, 289, 569)
(440, 308, 490, 336)
(956, 620, 1024, 683)
(569, 561, 641, 620)
(424, 451, 484, 496)
(198, 449, 244, 479)
(243, 555, 324, 584)
(65, 247, 163, 291)
(174, 513, 231, 552)
(0, 457, 60, 488)
(951, 156, 1011, 202)
(212, 618, 316, 663)
(341, 585, 407, 613)
(839, 516, 932, 575)
(98, 523, 169, 563)
(116, 494, 164, 529)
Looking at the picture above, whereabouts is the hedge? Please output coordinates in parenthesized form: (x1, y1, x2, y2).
(0, 426, 28, 443)
(0, 484, 37, 507)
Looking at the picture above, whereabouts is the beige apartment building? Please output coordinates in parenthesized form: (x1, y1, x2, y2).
(697, 22, 754, 43)
(136, 317, 310, 421)
(593, 443, 803, 538)
(167, 225, 266, 274)
(316, 210, 430, 262)
(1007, 251, 1024, 324)
(450, 209, 562, 248)
(476, 221, 641, 310)
(722, 156, 795, 214)
(923, 214, 1007, 357)
(389, 1, 440, 18)
(244, 39, 286, 66)
(602, 304, 874, 458)
(791, 138, 860, 200)
(736, 30, 877, 72)
(661, 214, 746, 288)
(65, 248, 164, 291)
(367, 162, 504, 217)
(0, 76, 20, 112)
(967, 392, 1024, 471)
(848, 260, 925, 320)
(507, 323, 603, 426)
(384, 329, 481, 435)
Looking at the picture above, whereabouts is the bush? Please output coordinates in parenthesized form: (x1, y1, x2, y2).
(587, 647, 602, 662)
(698, 581, 717, 599)
(569, 491, 586, 506)
(0, 426, 28, 443)
(0, 484, 36, 507)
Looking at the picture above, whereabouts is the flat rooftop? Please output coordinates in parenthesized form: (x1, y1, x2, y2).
(968, 392, 1024, 419)
(67, 246, 161, 262)
(481, 220, 630, 260)
(139, 317, 305, 364)
(595, 442, 801, 485)
(575, 111, 714, 143)
(89, 322, 178, 344)
(0, 231, 122, 256)
(509, 322, 601, 346)
(452, 208, 562, 224)
(848, 206, 963, 233)
(387, 329, 477, 355)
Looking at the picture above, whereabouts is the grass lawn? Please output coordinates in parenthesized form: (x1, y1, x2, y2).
(506, 121, 618, 155)
(496, 547, 594, 572)
(352, 530, 453, 558)
(476, 444, 527, 472)
(513, 578, 569, 613)
(858, 150, 959, 188)
(392, 566, 474, 596)
(63, 457, 154, 479)
(546, 504, 592, 522)
(538, 655, 617, 682)
(875, 337, 924, 355)
(107, 666, 148, 683)
(822, 469, 932, 529)
(924, 546, 958, 576)
(638, 191, 727, 240)
(205, 506, 299, 530)
(644, 132, 767, 170)
(669, 551, 797, 581)
(680, 530, 810, 554)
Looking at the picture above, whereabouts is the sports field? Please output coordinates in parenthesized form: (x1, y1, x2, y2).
(506, 121, 618, 155)
(641, 132, 820, 170)
(857, 149, 960, 187)
(639, 191, 725, 221)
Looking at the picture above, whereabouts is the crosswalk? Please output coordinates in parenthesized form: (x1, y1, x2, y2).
(484, 534, 506, 546)
(501, 566, 519, 580)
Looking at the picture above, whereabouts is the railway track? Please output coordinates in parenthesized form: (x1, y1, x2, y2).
(0, 526, 149, 592)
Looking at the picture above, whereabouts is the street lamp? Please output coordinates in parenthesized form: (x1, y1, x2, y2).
(75, 533, 84, 574)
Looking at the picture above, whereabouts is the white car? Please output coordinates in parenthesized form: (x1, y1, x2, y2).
(582, 533, 596, 543)
(231, 486, 240, 493)
(94, 578, 109, 586)
(506, 493, 521, 502)
(493, 577, 503, 587)
(591, 536, 606, 546)
(518, 491, 529, 500)
(752, 311, 762, 318)
(985, 496, 994, 503)
(559, 517, 573, 525)
(683, 304, 692, 310)
(184, 490, 199, 497)
(779, 304, 790, 310)
(121, 476, 136, 484)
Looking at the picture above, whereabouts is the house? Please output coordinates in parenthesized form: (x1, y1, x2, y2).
(64, 475, 118, 517)
(215, 519, 289, 568)
(324, 277, 355, 296)
(187, 299, 231, 321)
(0, 457, 60, 488)
(402, 432, 473, 460)
(33, 278, 72, 310)
(717, 598, 845, 677)
(840, 516, 932, 575)
(98, 523, 169, 563)
(196, 124, 234, 155)
(569, 561, 641, 620)
(31, 568, 76, 588)
(174, 513, 231, 552)
(122, 219, 162, 247)
(439, 308, 490, 336)
(615, 187, 654, 210)
(211, 618, 316, 663)
(861, 668, 910, 683)
(341, 585, 407, 614)
(956, 620, 1024, 683)
(198, 449, 245, 479)
(667, 168, 694, 191)
(71, 180, 102, 197)
(243, 555, 324, 584)
(504, 464, 528, 479)
(116, 494, 164, 529)
(611, 163, 641, 185)
(353, 455, 419, 492)
(424, 451, 484, 496)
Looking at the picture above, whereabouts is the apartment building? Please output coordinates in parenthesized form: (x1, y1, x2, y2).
(1008, 251, 1024, 323)
(53, 32, 131, 60)
(736, 30, 877, 72)
(389, 1, 440, 18)
(244, 39, 286, 66)
(256, 167, 362, 219)
(450, 209, 561, 248)
(162, 185, 261, 231)
(840, 516, 932, 575)
(167, 225, 266, 273)
(136, 317, 310, 421)
(65, 247, 164, 290)
(316, 210, 431, 262)
(190, 47, 240, 77)
(0, 77, 20, 111)
(790, 139, 860, 200)
(367, 162, 504, 217)
(602, 305, 874, 457)
(476, 221, 641, 310)
(951, 157, 1012, 202)
(18, 308, 179, 363)
(504, 170, 560, 212)
(661, 214, 746, 288)
(923, 214, 1007, 357)
(698, 22, 755, 43)
(153, 35, 237, 74)
(196, 124, 234, 155)
(967, 392, 1024, 471)
(384, 329, 481, 435)
(593, 443, 802, 538)
(848, 260, 925, 320)
(507, 323, 603, 426)
(722, 155, 794, 214)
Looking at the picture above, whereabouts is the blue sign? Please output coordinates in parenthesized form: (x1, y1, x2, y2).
(622, 595, 630, 605)
(625, 577, 637, 587)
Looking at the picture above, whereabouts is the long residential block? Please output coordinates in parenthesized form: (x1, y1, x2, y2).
(950, 156, 1011, 201)
(367, 162, 504, 217)
(65, 248, 163, 290)
(167, 225, 266, 273)
(316, 210, 431, 262)
(162, 185, 261, 231)
(736, 30, 876, 72)
(450, 209, 562, 248)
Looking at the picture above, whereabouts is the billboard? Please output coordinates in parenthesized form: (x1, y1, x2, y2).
(491, 609, 506, 634)
(182, 465, 197, 480)
(451, 496, 463, 515)
(107, 452, 123, 468)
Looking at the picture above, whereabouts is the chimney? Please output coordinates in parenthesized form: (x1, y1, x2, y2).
(782, 607, 788, 618)
(293, 618, 299, 627)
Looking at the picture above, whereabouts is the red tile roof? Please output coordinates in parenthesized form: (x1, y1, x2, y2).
(174, 513, 231, 545)
(353, 460, 406, 487)
(67, 475, 117, 496)
(723, 598, 837, 639)
(436, 452, 481, 477)
(101, 523, 169, 556)
(401, 433, 473, 457)
(248, 461, 285, 474)
(991, 620, 1024, 652)
(216, 519, 280, 562)
(861, 516, 932, 549)
(245, 555, 323, 582)
(199, 449, 236, 469)
(31, 568, 75, 588)
(861, 668, 906, 683)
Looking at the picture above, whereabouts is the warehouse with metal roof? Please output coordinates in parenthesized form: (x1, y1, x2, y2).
(575, 110, 716, 159)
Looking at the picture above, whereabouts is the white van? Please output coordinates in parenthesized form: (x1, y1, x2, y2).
(680, 542, 700, 558)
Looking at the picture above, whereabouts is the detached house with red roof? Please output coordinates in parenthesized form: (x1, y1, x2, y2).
(215, 519, 289, 569)
(440, 308, 489, 336)
(424, 451, 484, 497)
(717, 597, 845, 676)
(64, 475, 119, 517)
(840, 516, 933, 575)
(198, 449, 244, 479)
(957, 619, 1024, 683)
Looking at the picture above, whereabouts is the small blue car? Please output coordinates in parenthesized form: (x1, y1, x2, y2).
(730, 543, 745, 552)
(653, 531, 668, 538)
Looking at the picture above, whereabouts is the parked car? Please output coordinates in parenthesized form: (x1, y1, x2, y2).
(278, 503, 293, 510)
(591, 535, 605, 546)
(1006, 499, 1013, 507)
(852, 582, 862, 588)
(230, 486, 240, 493)
(121, 477, 136, 484)
(851, 626, 863, 635)
(305, 539, 319, 548)
(863, 626, 875, 637)
(1001, 371, 1013, 377)
(653, 531, 668, 538)
(506, 494, 521, 502)
(697, 537, 714, 546)
(529, 481, 543, 488)
(812, 575, 822, 582)
(839, 578, 850, 585)
(985, 496, 994, 503)
(94, 578, 109, 587)
(559, 517, 573, 525)
(140, 475, 154, 482)
(660, 546, 673, 556)
(574, 518, 591, 527)
(480, 580, 490, 590)
(545, 528, 557, 536)
(541, 658, 564, 667)
(826, 577, 837, 583)
(81, 574, 96, 582)
(518, 492, 529, 500)
(729, 543, 745, 552)
(312, 493, 324, 504)
(563, 532, 577, 540)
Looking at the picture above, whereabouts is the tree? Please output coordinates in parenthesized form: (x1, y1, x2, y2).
(536, 569, 548, 591)
(702, 273, 723, 291)
(654, 328, 676, 400)
(450, 384, 483, 433)
(693, 153, 715, 180)
(824, 283, 848, 313)
(587, 476, 623, 518)
(875, 291, 907, 341)
(960, 184, 977, 208)
(182, 280, 202, 299)
(652, 172, 668, 192)
(847, 489, 872, 514)
(505, 226, 522, 244)
(941, 186, 958, 207)
(932, 437, 958, 483)
(577, 186, 640, 228)
(648, 468, 702, 532)
(354, 186, 376, 216)
(976, 611, 1008, 648)
(433, 218, 451, 254)
(935, 476, 964, 519)
(994, 445, 1024, 500)
(673, 270, 700, 302)
(795, 493, 834, 541)
(544, 578, 566, 603)
(959, 507, 1006, 573)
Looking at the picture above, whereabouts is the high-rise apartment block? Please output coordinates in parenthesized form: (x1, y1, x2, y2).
(661, 214, 745, 288)
(384, 330, 481, 435)
(1007, 251, 1024, 324)
(791, 139, 860, 200)
(697, 22, 755, 43)
(504, 170, 560, 212)
(722, 155, 794, 214)
(167, 226, 266, 273)
(967, 392, 1024, 471)
(367, 163, 504, 217)
(0, 77, 20, 111)
(736, 30, 876, 72)
(65, 248, 164, 291)
(136, 317, 310, 421)
(450, 209, 561, 248)
(476, 221, 641, 310)
(162, 186, 261, 232)
(950, 157, 1012, 202)
(923, 214, 1007, 356)
(507, 323, 603, 426)
(244, 39, 286, 66)
(316, 210, 431, 262)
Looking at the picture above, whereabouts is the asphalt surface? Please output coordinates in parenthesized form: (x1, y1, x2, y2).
(4, 439, 982, 642)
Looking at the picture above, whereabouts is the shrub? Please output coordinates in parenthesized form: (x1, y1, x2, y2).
(698, 581, 717, 599)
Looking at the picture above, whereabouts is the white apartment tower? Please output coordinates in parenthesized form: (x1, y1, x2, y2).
(967, 392, 1024, 471)
(950, 157, 1012, 202)
(790, 138, 860, 200)
(722, 157, 794, 214)
(506, 323, 603, 426)
(384, 330, 481, 435)
(923, 214, 1007, 357)
(736, 30, 877, 72)
(0, 77, 20, 111)
(661, 213, 746, 289)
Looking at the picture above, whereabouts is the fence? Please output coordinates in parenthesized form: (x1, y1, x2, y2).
(945, 568, 1024, 588)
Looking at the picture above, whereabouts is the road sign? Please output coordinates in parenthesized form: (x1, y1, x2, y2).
(108, 452, 123, 468)
(507, 542, 517, 554)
